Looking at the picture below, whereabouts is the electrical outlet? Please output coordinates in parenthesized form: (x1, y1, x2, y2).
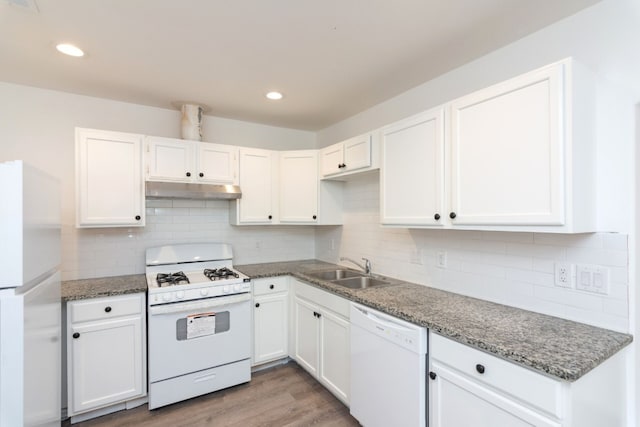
(554, 263, 574, 288)
(576, 264, 610, 295)
(437, 251, 447, 268)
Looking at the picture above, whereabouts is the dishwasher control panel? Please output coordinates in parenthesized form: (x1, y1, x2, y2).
(350, 303, 427, 354)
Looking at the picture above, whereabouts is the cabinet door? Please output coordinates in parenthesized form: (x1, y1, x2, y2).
(280, 150, 318, 223)
(381, 108, 445, 226)
(146, 136, 195, 182)
(253, 293, 288, 365)
(450, 63, 564, 225)
(320, 143, 344, 177)
(198, 142, 237, 184)
(69, 316, 144, 415)
(343, 134, 371, 173)
(76, 128, 144, 227)
(238, 148, 274, 223)
(319, 309, 350, 404)
(293, 297, 319, 376)
(429, 362, 560, 427)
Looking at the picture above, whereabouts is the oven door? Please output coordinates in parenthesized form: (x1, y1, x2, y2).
(148, 293, 251, 383)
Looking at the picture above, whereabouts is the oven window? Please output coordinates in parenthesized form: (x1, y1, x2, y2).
(176, 311, 230, 340)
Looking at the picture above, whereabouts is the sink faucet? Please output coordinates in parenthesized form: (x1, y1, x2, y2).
(340, 257, 372, 275)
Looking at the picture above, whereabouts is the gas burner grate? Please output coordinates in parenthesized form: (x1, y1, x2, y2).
(203, 267, 240, 281)
(156, 271, 189, 287)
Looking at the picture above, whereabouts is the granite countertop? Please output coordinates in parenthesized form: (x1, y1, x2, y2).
(235, 260, 633, 382)
(62, 274, 147, 301)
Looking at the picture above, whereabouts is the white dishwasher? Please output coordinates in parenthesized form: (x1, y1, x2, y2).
(350, 302, 427, 427)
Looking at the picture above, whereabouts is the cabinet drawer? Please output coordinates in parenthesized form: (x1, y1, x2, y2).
(253, 277, 289, 296)
(430, 333, 562, 419)
(70, 294, 144, 323)
(294, 280, 349, 318)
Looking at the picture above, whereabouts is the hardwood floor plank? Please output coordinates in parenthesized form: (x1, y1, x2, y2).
(63, 362, 359, 427)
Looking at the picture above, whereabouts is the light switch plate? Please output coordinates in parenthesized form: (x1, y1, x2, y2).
(576, 264, 610, 295)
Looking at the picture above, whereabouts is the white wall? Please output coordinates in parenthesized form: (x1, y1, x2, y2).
(0, 82, 317, 280)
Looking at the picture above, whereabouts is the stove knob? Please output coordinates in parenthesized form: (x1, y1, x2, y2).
(162, 293, 171, 302)
(223, 286, 230, 293)
(176, 291, 185, 299)
(200, 289, 209, 296)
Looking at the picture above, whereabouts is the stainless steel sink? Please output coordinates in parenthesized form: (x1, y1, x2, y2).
(331, 276, 389, 289)
(307, 269, 363, 281)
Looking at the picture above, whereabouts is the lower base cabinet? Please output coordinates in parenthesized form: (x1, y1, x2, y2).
(428, 332, 627, 427)
(66, 293, 146, 421)
(291, 279, 350, 405)
(252, 277, 289, 365)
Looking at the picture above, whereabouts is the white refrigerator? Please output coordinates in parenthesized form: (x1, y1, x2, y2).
(0, 160, 61, 426)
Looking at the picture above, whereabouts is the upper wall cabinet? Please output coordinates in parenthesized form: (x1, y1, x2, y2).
(229, 147, 277, 225)
(449, 63, 565, 227)
(320, 132, 379, 179)
(381, 58, 596, 233)
(381, 107, 446, 226)
(76, 128, 145, 228)
(146, 136, 237, 185)
(279, 150, 343, 225)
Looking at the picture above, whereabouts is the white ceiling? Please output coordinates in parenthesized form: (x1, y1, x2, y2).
(0, 0, 600, 130)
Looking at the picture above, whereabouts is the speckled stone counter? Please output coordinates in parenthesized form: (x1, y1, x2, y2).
(62, 274, 147, 302)
(236, 260, 633, 382)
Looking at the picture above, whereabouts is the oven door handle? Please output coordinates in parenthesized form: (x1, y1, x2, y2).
(148, 293, 251, 315)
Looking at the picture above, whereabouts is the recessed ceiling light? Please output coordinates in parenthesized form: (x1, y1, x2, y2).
(56, 43, 84, 57)
(266, 91, 283, 100)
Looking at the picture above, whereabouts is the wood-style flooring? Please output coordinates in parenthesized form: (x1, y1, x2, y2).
(63, 362, 360, 427)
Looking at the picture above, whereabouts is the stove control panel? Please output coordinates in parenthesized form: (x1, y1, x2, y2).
(149, 281, 251, 305)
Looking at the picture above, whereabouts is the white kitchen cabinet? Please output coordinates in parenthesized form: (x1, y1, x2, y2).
(320, 132, 379, 179)
(67, 293, 146, 422)
(380, 58, 596, 232)
(291, 280, 350, 404)
(449, 62, 565, 226)
(146, 136, 237, 184)
(280, 150, 318, 223)
(75, 128, 145, 228)
(381, 107, 446, 226)
(229, 147, 277, 224)
(279, 150, 343, 225)
(429, 332, 627, 427)
(252, 277, 289, 366)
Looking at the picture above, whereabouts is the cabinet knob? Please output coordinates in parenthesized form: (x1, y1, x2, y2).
(135, 215, 141, 221)
(104, 306, 112, 313)
(268, 215, 272, 220)
(186, 172, 191, 177)
(269, 284, 274, 289)
(342, 163, 347, 168)
(313, 312, 321, 318)
(434, 213, 440, 221)
(199, 172, 204, 177)
(476, 364, 485, 374)
(72, 332, 80, 339)
(449, 212, 457, 219)
(255, 303, 260, 308)
(312, 215, 317, 220)
(429, 371, 437, 380)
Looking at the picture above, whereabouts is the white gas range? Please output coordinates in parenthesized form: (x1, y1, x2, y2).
(145, 243, 252, 410)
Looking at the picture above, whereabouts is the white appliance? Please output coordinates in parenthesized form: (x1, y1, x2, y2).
(350, 302, 427, 427)
(145, 243, 252, 409)
(0, 160, 61, 426)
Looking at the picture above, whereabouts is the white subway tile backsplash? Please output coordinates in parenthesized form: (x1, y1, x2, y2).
(63, 199, 315, 282)
(315, 172, 630, 332)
